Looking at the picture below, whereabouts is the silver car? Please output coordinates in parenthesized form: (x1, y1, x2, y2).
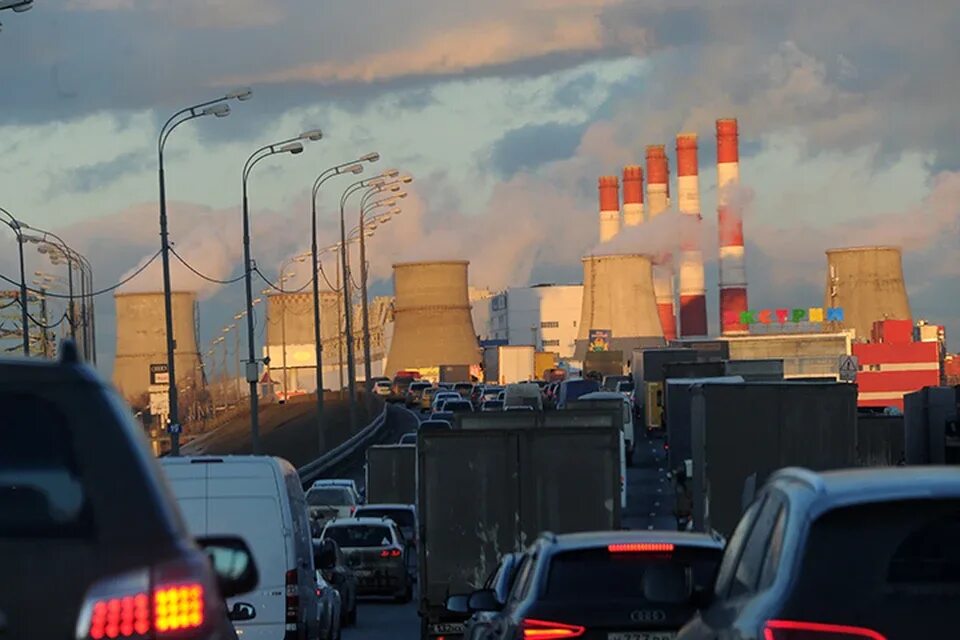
(311, 570, 342, 640)
(321, 517, 413, 602)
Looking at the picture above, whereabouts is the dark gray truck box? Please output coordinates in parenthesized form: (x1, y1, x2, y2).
(365, 444, 417, 505)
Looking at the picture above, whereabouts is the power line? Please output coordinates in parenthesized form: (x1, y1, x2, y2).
(0, 250, 162, 299)
(0, 297, 18, 311)
(253, 267, 314, 295)
(170, 247, 245, 285)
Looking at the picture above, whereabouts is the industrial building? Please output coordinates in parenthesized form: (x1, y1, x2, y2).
(480, 284, 583, 358)
(853, 319, 943, 411)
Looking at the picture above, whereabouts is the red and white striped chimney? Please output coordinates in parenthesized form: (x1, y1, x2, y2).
(622, 165, 643, 227)
(717, 118, 748, 334)
(645, 145, 676, 341)
(598, 175, 620, 243)
(676, 133, 707, 338)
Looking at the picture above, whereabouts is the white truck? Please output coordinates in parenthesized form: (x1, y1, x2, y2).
(496, 345, 535, 384)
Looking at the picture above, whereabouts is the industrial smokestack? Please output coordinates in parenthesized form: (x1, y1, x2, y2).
(598, 175, 621, 242)
(384, 261, 481, 376)
(675, 133, 707, 338)
(645, 145, 677, 340)
(717, 118, 748, 334)
(622, 165, 643, 227)
(824, 246, 912, 339)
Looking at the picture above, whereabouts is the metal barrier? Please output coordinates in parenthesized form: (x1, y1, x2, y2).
(298, 403, 389, 485)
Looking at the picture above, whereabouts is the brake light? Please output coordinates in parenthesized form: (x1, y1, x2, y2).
(521, 618, 585, 639)
(154, 584, 205, 632)
(286, 569, 299, 625)
(607, 543, 674, 553)
(380, 548, 402, 558)
(763, 620, 887, 640)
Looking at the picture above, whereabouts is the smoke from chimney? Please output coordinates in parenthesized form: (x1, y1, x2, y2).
(645, 144, 677, 341)
(598, 175, 621, 243)
(675, 133, 707, 338)
(717, 118, 748, 334)
(622, 165, 643, 227)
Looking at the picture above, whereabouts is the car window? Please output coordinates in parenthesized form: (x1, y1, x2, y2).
(730, 494, 783, 598)
(759, 504, 788, 590)
(323, 524, 394, 548)
(0, 392, 92, 537)
(356, 508, 415, 529)
(713, 496, 765, 598)
(307, 487, 356, 506)
(506, 554, 535, 605)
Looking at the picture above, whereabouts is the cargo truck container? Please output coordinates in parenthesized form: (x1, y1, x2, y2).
(365, 444, 417, 505)
(686, 382, 857, 537)
(534, 351, 558, 380)
(496, 345, 535, 384)
(664, 376, 744, 473)
(723, 358, 785, 382)
(855, 413, 905, 466)
(417, 424, 621, 640)
(632, 348, 698, 432)
(904, 386, 960, 464)
(439, 364, 471, 383)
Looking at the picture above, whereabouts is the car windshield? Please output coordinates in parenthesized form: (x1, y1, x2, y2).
(324, 524, 394, 548)
(307, 487, 356, 506)
(546, 547, 721, 603)
(444, 401, 472, 413)
(356, 508, 415, 529)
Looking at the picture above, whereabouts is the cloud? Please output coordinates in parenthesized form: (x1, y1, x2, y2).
(65, 0, 285, 28)
(487, 122, 587, 178)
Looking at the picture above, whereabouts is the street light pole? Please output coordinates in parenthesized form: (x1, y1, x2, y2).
(0, 207, 29, 355)
(158, 88, 249, 455)
(241, 129, 321, 454)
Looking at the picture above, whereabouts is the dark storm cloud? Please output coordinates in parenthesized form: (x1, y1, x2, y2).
(52, 150, 152, 195)
(487, 122, 587, 178)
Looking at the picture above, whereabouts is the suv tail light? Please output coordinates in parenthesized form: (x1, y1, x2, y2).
(763, 620, 887, 640)
(286, 569, 299, 626)
(521, 618, 585, 639)
(76, 555, 211, 640)
(380, 548, 402, 558)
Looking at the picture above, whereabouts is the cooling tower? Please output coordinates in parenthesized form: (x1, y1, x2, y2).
(646, 145, 677, 340)
(676, 133, 708, 338)
(824, 247, 911, 339)
(622, 165, 644, 227)
(113, 291, 201, 405)
(717, 118, 749, 335)
(575, 254, 665, 359)
(384, 261, 480, 375)
(598, 176, 621, 242)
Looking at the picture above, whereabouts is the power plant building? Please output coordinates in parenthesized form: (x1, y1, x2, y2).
(481, 284, 584, 359)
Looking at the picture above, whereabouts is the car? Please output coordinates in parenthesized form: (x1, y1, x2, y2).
(678, 466, 960, 640)
(312, 570, 342, 640)
(480, 386, 504, 403)
(556, 377, 601, 409)
(354, 503, 419, 552)
(421, 386, 443, 412)
(406, 380, 433, 407)
(1, 344, 259, 639)
(162, 454, 324, 640)
(306, 483, 360, 530)
(440, 399, 474, 414)
(616, 379, 635, 397)
(470, 384, 487, 406)
(432, 391, 461, 411)
(390, 375, 417, 402)
(602, 374, 632, 392)
(314, 537, 359, 627)
(496, 390, 506, 401)
(373, 380, 392, 396)
(503, 382, 543, 411)
(312, 478, 363, 503)
(476, 530, 723, 640)
(447, 552, 523, 640)
(454, 382, 474, 399)
(481, 399, 504, 412)
(320, 517, 413, 602)
(421, 418, 453, 431)
(398, 432, 418, 445)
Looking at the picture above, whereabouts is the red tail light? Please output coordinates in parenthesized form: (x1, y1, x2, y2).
(608, 543, 674, 553)
(521, 618, 586, 639)
(763, 620, 887, 640)
(285, 569, 299, 626)
(379, 548, 402, 558)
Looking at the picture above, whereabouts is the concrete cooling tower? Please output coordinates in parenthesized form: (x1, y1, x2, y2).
(384, 261, 481, 376)
(824, 246, 911, 339)
(575, 254, 665, 359)
(113, 291, 201, 405)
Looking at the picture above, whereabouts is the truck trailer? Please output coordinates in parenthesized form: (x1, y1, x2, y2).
(365, 444, 417, 505)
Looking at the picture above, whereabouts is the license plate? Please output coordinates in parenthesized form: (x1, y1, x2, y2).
(431, 623, 464, 634)
(354, 569, 373, 577)
(608, 633, 676, 640)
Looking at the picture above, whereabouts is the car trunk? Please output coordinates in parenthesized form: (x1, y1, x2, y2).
(523, 600, 696, 638)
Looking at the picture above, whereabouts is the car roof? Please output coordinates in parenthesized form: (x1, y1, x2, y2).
(0, 351, 102, 386)
(324, 516, 398, 527)
(356, 503, 415, 511)
(546, 530, 725, 552)
(578, 391, 628, 400)
(769, 466, 960, 516)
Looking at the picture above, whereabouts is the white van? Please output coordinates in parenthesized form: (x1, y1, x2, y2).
(161, 455, 318, 640)
(502, 382, 543, 411)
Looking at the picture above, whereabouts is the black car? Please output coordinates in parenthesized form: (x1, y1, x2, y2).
(0, 343, 260, 639)
(678, 466, 960, 640)
(447, 552, 523, 640)
(313, 538, 359, 626)
(478, 530, 723, 640)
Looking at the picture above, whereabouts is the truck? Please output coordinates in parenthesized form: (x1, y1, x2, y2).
(534, 351, 558, 380)
(417, 423, 621, 640)
(365, 444, 417, 505)
(583, 350, 624, 378)
(496, 345, 535, 384)
(684, 381, 857, 537)
(632, 348, 698, 432)
(439, 364, 471, 383)
(723, 358, 785, 382)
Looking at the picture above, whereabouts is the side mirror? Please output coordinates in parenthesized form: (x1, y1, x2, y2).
(445, 594, 470, 614)
(229, 602, 257, 622)
(467, 588, 501, 612)
(196, 536, 259, 599)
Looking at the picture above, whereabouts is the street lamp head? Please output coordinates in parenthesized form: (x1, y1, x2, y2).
(300, 129, 324, 142)
(226, 87, 254, 101)
(396, 191, 408, 199)
(280, 142, 304, 155)
(345, 163, 364, 175)
(389, 207, 403, 215)
(202, 104, 231, 118)
(388, 185, 401, 193)
(399, 175, 414, 184)
(382, 168, 400, 178)
(360, 152, 380, 163)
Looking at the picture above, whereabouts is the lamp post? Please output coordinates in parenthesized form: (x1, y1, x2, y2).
(159, 88, 251, 455)
(276, 253, 307, 401)
(27, 232, 79, 348)
(0, 207, 29, 355)
(241, 130, 322, 455)
(309, 152, 379, 448)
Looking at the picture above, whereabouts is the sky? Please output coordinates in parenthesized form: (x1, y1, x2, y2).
(0, 0, 957, 374)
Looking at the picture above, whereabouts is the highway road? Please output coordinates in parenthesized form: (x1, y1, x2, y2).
(341, 407, 676, 640)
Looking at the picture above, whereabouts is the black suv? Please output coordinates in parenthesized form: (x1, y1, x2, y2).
(474, 530, 724, 640)
(678, 466, 960, 640)
(0, 343, 259, 639)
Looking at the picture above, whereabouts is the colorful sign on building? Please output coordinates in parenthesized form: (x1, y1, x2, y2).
(588, 329, 611, 352)
(724, 307, 844, 328)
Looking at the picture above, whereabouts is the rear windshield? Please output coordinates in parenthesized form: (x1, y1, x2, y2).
(356, 508, 415, 528)
(410, 382, 431, 391)
(619, 382, 635, 392)
(444, 401, 473, 412)
(0, 392, 92, 537)
(784, 498, 960, 636)
(483, 401, 504, 409)
(546, 547, 721, 603)
(564, 380, 600, 400)
(399, 434, 417, 444)
(324, 524, 393, 548)
(307, 487, 356, 506)
(454, 383, 473, 391)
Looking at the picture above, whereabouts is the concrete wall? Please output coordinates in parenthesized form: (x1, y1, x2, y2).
(824, 246, 911, 340)
(724, 332, 852, 379)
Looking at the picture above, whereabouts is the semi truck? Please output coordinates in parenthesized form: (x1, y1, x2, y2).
(364, 444, 417, 505)
(496, 345, 535, 384)
(417, 422, 621, 640)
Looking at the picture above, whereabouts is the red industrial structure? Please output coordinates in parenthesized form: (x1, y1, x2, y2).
(676, 133, 707, 337)
(717, 118, 748, 334)
(598, 175, 620, 243)
(853, 319, 942, 411)
(645, 144, 676, 341)
(622, 165, 643, 227)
